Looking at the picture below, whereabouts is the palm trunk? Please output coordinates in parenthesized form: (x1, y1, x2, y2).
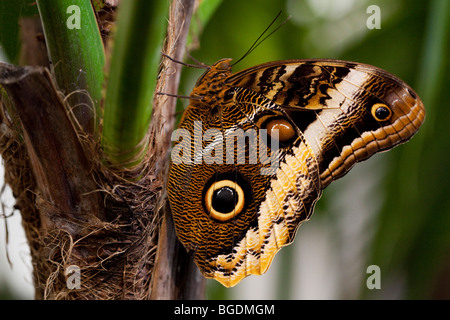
(0, 0, 202, 300)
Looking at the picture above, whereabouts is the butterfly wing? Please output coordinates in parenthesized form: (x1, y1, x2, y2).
(168, 86, 321, 287)
(167, 59, 425, 287)
(227, 59, 425, 186)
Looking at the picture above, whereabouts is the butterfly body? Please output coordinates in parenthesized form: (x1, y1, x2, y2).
(167, 58, 425, 287)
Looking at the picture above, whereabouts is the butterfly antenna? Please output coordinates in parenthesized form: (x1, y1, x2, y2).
(231, 11, 291, 67)
(157, 92, 203, 100)
(159, 53, 208, 100)
(162, 52, 209, 69)
(185, 51, 210, 68)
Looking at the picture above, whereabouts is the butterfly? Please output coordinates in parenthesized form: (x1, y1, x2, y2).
(167, 58, 425, 287)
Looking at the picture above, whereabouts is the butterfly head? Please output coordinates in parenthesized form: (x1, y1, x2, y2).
(190, 59, 234, 106)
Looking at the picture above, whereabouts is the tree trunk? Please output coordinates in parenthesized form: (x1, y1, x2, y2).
(0, 0, 203, 300)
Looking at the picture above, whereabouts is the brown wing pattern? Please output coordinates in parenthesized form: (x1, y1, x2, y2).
(167, 58, 425, 287)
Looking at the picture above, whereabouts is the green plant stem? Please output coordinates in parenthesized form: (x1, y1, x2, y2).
(36, 0, 105, 134)
(102, 0, 169, 167)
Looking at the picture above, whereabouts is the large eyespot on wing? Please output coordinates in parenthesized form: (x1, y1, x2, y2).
(204, 179, 245, 222)
(371, 103, 392, 122)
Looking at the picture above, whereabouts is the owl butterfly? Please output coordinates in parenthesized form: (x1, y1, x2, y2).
(167, 58, 425, 287)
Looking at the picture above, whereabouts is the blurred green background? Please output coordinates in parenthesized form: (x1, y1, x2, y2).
(1, 0, 449, 299)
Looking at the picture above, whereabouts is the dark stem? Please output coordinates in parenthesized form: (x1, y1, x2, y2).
(150, 0, 205, 300)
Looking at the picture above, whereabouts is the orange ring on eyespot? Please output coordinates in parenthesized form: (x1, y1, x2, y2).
(265, 118, 296, 142)
(205, 180, 245, 221)
(371, 103, 392, 122)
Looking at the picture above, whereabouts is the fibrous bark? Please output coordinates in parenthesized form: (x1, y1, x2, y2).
(0, 0, 201, 300)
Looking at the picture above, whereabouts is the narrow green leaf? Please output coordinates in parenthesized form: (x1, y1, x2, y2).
(403, 0, 450, 299)
(187, 0, 223, 48)
(102, 0, 170, 167)
(36, 0, 105, 134)
(366, 0, 450, 299)
(0, 0, 23, 63)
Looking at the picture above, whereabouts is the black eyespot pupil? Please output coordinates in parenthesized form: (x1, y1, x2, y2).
(212, 187, 237, 213)
(375, 106, 390, 120)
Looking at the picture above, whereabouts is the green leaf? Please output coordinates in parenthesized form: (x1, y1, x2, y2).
(0, 0, 23, 63)
(36, 0, 105, 134)
(102, 0, 170, 167)
(365, 0, 450, 299)
(187, 0, 223, 49)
